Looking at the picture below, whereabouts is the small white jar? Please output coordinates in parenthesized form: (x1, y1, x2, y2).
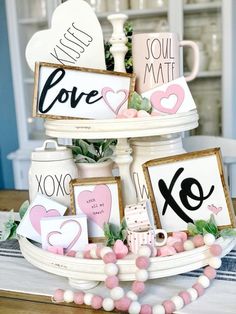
(28, 140, 78, 208)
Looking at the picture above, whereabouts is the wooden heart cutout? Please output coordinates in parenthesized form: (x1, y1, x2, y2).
(47, 220, 82, 253)
(101, 87, 129, 115)
(26, 0, 106, 71)
(29, 205, 61, 235)
(150, 84, 185, 114)
(77, 185, 112, 229)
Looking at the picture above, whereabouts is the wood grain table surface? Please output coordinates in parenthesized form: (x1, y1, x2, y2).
(0, 189, 235, 313)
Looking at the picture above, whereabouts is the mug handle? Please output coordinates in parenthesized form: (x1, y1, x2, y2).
(180, 40, 200, 82)
(154, 229, 168, 247)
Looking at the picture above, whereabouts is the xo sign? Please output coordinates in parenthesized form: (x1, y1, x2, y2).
(158, 167, 215, 223)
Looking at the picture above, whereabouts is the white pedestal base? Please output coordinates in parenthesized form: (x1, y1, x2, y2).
(68, 278, 100, 290)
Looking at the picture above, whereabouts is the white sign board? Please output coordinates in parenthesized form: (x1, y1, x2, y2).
(143, 148, 235, 233)
(26, 0, 106, 71)
(33, 62, 135, 120)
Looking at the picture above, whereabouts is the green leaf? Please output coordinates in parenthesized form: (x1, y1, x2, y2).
(194, 220, 208, 234)
(220, 228, 236, 238)
(187, 222, 198, 236)
(204, 223, 219, 237)
(19, 200, 29, 219)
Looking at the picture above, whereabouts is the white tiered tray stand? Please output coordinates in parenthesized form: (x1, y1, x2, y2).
(19, 236, 236, 289)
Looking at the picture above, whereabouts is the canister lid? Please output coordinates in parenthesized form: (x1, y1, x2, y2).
(31, 140, 73, 161)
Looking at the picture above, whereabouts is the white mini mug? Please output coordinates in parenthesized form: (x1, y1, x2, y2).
(132, 32, 199, 93)
(127, 228, 167, 254)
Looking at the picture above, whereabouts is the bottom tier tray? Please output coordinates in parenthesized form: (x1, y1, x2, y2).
(18, 236, 236, 289)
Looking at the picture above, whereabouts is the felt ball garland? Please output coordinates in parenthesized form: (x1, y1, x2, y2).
(52, 233, 223, 313)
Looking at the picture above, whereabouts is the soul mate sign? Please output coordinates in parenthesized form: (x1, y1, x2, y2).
(33, 62, 135, 120)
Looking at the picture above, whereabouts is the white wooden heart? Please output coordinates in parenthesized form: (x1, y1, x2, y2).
(25, 0, 106, 71)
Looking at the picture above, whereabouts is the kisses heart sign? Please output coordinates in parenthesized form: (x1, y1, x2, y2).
(26, 0, 106, 71)
(77, 185, 112, 229)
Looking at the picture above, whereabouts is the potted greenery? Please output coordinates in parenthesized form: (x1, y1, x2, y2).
(71, 139, 117, 178)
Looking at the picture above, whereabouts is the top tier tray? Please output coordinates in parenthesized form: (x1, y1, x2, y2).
(44, 110, 198, 139)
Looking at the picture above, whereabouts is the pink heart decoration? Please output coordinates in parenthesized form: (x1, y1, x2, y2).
(208, 204, 222, 215)
(29, 205, 61, 235)
(101, 87, 129, 115)
(77, 184, 112, 229)
(47, 220, 82, 253)
(113, 240, 128, 259)
(150, 84, 185, 114)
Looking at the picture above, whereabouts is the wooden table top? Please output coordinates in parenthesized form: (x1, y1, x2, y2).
(0, 189, 235, 313)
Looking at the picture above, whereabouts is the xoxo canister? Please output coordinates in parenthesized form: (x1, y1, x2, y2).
(29, 140, 79, 208)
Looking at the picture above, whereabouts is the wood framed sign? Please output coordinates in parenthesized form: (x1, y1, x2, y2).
(70, 176, 124, 241)
(143, 148, 236, 233)
(32, 62, 135, 120)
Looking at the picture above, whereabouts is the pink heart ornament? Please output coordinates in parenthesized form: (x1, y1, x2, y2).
(207, 204, 222, 215)
(101, 87, 129, 115)
(150, 84, 185, 114)
(29, 205, 61, 235)
(47, 220, 82, 253)
(113, 240, 128, 259)
(77, 185, 112, 229)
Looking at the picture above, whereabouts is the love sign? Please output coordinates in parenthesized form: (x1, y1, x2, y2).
(16, 194, 67, 243)
(41, 215, 88, 253)
(143, 148, 236, 233)
(70, 177, 123, 240)
(33, 62, 135, 120)
(142, 76, 196, 115)
(26, 0, 106, 71)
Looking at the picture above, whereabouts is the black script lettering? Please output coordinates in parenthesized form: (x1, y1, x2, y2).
(50, 47, 75, 65)
(36, 174, 43, 194)
(71, 88, 102, 108)
(55, 174, 64, 197)
(72, 22, 93, 44)
(144, 63, 156, 85)
(145, 39, 151, 60)
(151, 39, 161, 59)
(158, 167, 215, 223)
(63, 174, 72, 195)
(180, 178, 214, 211)
(43, 175, 55, 197)
(133, 172, 149, 200)
(60, 39, 81, 58)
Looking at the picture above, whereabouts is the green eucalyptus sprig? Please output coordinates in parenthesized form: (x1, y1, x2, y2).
(0, 200, 29, 241)
(129, 92, 152, 113)
(103, 219, 127, 247)
(188, 214, 236, 238)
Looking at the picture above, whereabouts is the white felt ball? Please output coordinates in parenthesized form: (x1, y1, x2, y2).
(126, 291, 138, 301)
(63, 290, 74, 303)
(198, 275, 210, 288)
(138, 246, 152, 257)
(183, 240, 195, 251)
(203, 233, 215, 246)
(102, 297, 115, 311)
(90, 247, 98, 259)
(135, 269, 149, 282)
(101, 247, 113, 258)
(104, 263, 119, 276)
(187, 288, 198, 301)
(209, 257, 222, 269)
(152, 304, 165, 314)
(128, 301, 141, 314)
(171, 295, 184, 310)
(110, 287, 124, 300)
(84, 293, 94, 305)
(75, 251, 84, 258)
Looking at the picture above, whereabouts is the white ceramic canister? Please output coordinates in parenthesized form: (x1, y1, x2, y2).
(29, 140, 79, 208)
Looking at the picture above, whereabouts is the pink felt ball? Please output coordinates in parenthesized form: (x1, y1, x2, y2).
(136, 256, 150, 269)
(162, 300, 176, 314)
(156, 249, 161, 256)
(114, 297, 132, 311)
(103, 252, 117, 264)
(96, 247, 102, 258)
(73, 291, 84, 305)
(91, 295, 103, 309)
(192, 235, 205, 248)
(132, 281, 145, 295)
(178, 291, 191, 305)
(66, 250, 76, 257)
(204, 266, 217, 280)
(172, 231, 187, 242)
(83, 251, 91, 259)
(105, 276, 119, 289)
(192, 283, 205, 296)
(173, 241, 184, 253)
(209, 244, 222, 257)
(53, 289, 64, 302)
(140, 304, 153, 314)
